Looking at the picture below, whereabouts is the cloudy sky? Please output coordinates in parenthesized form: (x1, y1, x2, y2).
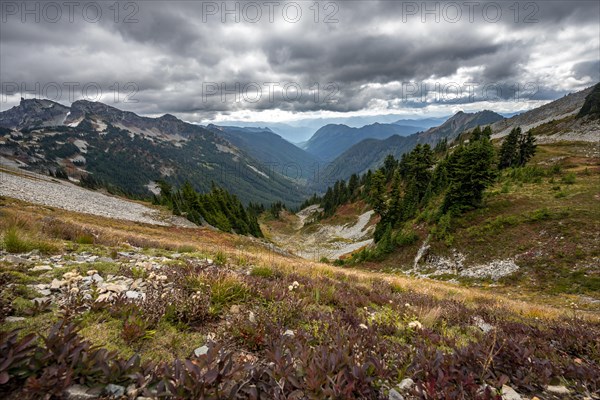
(1, 0, 599, 124)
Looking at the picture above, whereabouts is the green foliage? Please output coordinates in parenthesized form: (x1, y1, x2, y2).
(561, 172, 576, 184)
(499, 127, 537, 169)
(214, 251, 227, 265)
(207, 274, 250, 313)
(269, 201, 286, 219)
(3, 227, 32, 253)
(2, 227, 58, 254)
(75, 234, 95, 245)
(442, 138, 497, 213)
(394, 229, 419, 246)
(432, 213, 454, 245)
(250, 266, 276, 279)
(505, 165, 546, 184)
(157, 181, 263, 237)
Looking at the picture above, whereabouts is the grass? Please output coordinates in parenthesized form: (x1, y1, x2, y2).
(250, 266, 275, 279)
(208, 274, 250, 312)
(213, 250, 227, 265)
(2, 226, 59, 254)
(1, 200, 599, 398)
(1, 193, 598, 323)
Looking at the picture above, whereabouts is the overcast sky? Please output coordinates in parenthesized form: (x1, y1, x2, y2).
(1, 1, 598, 124)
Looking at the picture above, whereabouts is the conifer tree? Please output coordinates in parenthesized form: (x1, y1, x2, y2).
(498, 127, 521, 169)
(443, 138, 497, 212)
(518, 129, 537, 166)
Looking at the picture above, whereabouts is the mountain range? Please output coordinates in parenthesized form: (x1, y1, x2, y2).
(0, 99, 307, 206)
(302, 122, 424, 161)
(1, 84, 597, 205)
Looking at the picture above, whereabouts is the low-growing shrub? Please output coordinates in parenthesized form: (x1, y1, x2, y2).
(250, 266, 275, 279)
(395, 230, 419, 246)
(75, 234, 95, 245)
(214, 251, 227, 265)
(562, 172, 576, 184)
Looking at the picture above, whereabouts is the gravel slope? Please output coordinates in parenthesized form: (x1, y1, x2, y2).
(0, 167, 188, 226)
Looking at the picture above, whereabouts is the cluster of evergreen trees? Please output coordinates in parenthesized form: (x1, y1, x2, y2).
(306, 124, 536, 262)
(300, 173, 365, 218)
(155, 181, 263, 237)
(498, 127, 536, 169)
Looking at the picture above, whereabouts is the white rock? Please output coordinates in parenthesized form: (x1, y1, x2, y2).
(359, 323, 368, 330)
(50, 279, 66, 290)
(31, 265, 52, 272)
(546, 385, 570, 394)
(473, 316, 494, 333)
(283, 329, 295, 337)
(104, 384, 125, 398)
(194, 345, 209, 357)
(397, 378, 414, 390)
(64, 384, 98, 400)
(104, 283, 127, 293)
(249, 311, 256, 323)
(33, 297, 50, 304)
(501, 385, 522, 400)
(91, 274, 103, 283)
(96, 293, 113, 302)
(388, 388, 404, 400)
(408, 321, 423, 329)
(125, 290, 142, 299)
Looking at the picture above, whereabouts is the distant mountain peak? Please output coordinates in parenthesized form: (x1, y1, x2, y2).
(159, 113, 179, 121)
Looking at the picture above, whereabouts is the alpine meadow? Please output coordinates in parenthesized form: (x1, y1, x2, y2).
(1, 1, 599, 399)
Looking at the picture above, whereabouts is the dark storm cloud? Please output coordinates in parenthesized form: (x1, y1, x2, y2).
(573, 60, 600, 82)
(1, 0, 598, 120)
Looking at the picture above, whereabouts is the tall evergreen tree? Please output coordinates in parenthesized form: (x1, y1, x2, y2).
(443, 138, 497, 213)
(518, 130, 537, 166)
(369, 170, 387, 216)
(471, 126, 482, 141)
(498, 127, 521, 169)
(482, 126, 492, 139)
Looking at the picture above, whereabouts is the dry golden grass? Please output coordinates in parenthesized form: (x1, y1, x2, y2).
(1, 196, 598, 323)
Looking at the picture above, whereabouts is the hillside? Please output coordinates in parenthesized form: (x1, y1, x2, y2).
(490, 85, 596, 138)
(207, 125, 320, 184)
(1, 179, 599, 399)
(0, 99, 307, 207)
(265, 91, 600, 304)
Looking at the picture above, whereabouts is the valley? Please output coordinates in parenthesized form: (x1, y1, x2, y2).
(2, 1, 600, 397)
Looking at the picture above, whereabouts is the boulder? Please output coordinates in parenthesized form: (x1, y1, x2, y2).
(397, 378, 414, 391)
(5, 316, 26, 323)
(50, 279, 66, 290)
